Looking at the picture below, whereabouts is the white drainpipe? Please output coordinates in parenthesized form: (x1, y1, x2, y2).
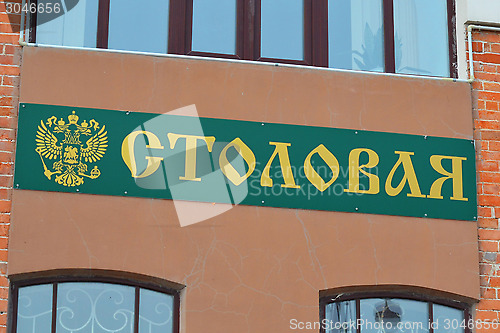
(18, 0, 28, 46)
(467, 24, 500, 81)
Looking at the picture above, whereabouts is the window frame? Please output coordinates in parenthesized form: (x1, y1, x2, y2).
(168, 0, 316, 64)
(254, 0, 313, 65)
(28, 0, 457, 78)
(176, 0, 245, 59)
(319, 290, 472, 333)
(9, 274, 181, 333)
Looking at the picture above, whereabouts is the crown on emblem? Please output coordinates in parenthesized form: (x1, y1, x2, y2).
(68, 111, 79, 124)
(57, 118, 65, 126)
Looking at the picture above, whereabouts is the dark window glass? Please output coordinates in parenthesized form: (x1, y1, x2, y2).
(394, 0, 449, 76)
(108, 0, 170, 53)
(328, 0, 384, 72)
(324, 300, 356, 333)
(191, 0, 237, 55)
(360, 298, 429, 333)
(434, 304, 465, 333)
(56, 283, 135, 333)
(322, 295, 468, 333)
(17, 284, 53, 333)
(260, 0, 304, 60)
(36, 0, 99, 47)
(139, 288, 175, 333)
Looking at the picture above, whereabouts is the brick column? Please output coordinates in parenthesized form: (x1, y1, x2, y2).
(469, 29, 500, 328)
(0, 1, 21, 332)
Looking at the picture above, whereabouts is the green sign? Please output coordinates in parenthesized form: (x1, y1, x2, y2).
(14, 103, 477, 221)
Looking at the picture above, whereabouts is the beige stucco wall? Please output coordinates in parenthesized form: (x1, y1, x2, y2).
(9, 47, 479, 332)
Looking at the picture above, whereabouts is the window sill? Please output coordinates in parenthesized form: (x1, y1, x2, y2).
(21, 42, 468, 83)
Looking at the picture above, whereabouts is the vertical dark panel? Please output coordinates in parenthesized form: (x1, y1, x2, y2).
(133, 287, 140, 333)
(356, 299, 361, 333)
(173, 291, 181, 333)
(51, 283, 57, 333)
(428, 302, 434, 333)
(96, 0, 110, 48)
(319, 298, 326, 333)
(383, 0, 395, 73)
(29, 0, 38, 43)
(303, 0, 312, 65)
(167, 0, 187, 54)
(253, 0, 261, 60)
(312, 0, 328, 67)
(8, 284, 19, 333)
(184, 0, 193, 54)
(242, 0, 255, 60)
(464, 308, 471, 333)
(447, 0, 457, 78)
(235, 0, 245, 58)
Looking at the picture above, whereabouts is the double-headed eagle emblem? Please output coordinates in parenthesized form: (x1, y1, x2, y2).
(35, 111, 108, 187)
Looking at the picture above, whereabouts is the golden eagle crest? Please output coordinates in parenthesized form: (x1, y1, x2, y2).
(35, 111, 108, 187)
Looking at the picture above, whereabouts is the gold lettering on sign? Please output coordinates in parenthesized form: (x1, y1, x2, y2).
(219, 138, 256, 186)
(344, 148, 379, 194)
(122, 131, 164, 178)
(167, 133, 216, 182)
(385, 151, 425, 198)
(428, 155, 467, 201)
(304, 144, 339, 192)
(261, 142, 300, 189)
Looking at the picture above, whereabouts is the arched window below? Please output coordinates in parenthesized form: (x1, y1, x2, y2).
(10, 274, 181, 333)
(320, 290, 472, 333)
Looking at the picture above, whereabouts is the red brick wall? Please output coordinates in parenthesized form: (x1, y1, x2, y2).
(469, 29, 500, 328)
(0, 1, 20, 332)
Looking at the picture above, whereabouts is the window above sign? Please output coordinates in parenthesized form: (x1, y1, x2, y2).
(30, 0, 456, 78)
